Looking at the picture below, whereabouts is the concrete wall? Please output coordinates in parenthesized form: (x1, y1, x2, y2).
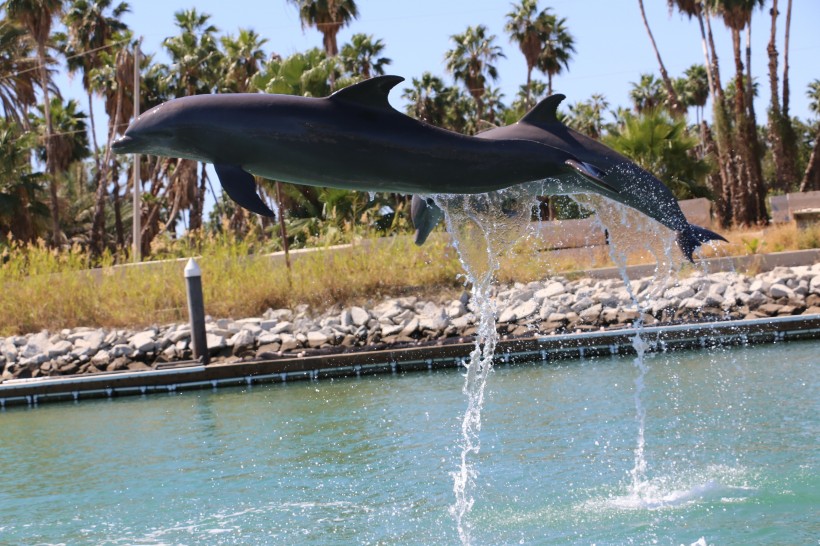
(770, 190, 820, 223)
(531, 198, 712, 251)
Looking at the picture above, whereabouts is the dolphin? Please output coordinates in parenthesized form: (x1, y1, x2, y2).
(112, 75, 614, 219)
(412, 94, 727, 261)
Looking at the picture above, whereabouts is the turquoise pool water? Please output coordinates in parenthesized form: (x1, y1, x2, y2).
(1, 341, 817, 545)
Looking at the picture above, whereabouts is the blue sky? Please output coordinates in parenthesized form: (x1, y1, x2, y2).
(56, 0, 820, 123)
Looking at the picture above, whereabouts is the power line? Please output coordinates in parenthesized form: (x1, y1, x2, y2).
(0, 38, 130, 81)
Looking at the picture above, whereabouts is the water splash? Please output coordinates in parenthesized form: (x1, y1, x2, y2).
(434, 189, 535, 545)
(578, 194, 682, 499)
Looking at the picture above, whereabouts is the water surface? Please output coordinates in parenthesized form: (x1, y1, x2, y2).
(1, 341, 817, 545)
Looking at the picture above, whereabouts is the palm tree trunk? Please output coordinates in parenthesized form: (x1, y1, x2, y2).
(779, 0, 799, 189)
(275, 180, 292, 278)
(782, 0, 793, 119)
(704, 7, 736, 226)
(798, 131, 820, 192)
(91, 84, 124, 255)
(36, 41, 59, 246)
(636, 0, 686, 117)
(526, 66, 532, 108)
(745, 25, 768, 224)
(767, 0, 787, 192)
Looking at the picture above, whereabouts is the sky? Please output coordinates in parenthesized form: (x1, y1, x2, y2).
(54, 0, 820, 124)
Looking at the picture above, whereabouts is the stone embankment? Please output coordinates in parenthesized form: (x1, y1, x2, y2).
(3, 264, 820, 382)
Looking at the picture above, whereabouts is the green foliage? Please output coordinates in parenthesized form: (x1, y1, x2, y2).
(339, 33, 391, 80)
(603, 108, 713, 199)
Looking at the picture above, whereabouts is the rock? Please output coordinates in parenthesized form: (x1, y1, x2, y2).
(307, 330, 329, 348)
(579, 303, 602, 323)
(664, 286, 695, 300)
(534, 281, 566, 301)
(570, 297, 595, 314)
(757, 303, 783, 316)
(130, 331, 157, 354)
(381, 323, 404, 337)
(256, 342, 281, 358)
(497, 306, 517, 324)
(769, 283, 794, 299)
(270, 321, 292, 335)
(809, 275, 820, 293)
(229, 329, 256, 356)
(512, 300, 539, 321)
(279, 334, 300, 352)
(127, 361, 152, 371)
(400, 318, 419, 337)
(47, 340, 72, 359)
(205, 333, 226, 352)
(106, 357, 130, 372)
(20, 332, 49, 359)
(91, 350, 110, 367)
(110, 344, 134, 358)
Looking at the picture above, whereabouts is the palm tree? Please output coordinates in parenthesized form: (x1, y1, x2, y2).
(445, 25, 505, 125)
(4, 0, 63, 244)
(252, 48, 337, 97)
(162, 9, 222, 97)
(764, 0, 798, 192)
(798, 80, 820, 192)
(0, 118, 46, 241)
(504, 0, 544, 108)
(713, 0, 767, 226)
(0, 20, 38, 124)
(401, 72, 449, 126)
(537, 12, 574, 95)
(603, 108, 712, 200)
(636, 0, 686, 117)
(668, 0, 735, 226)
(88, 32, 135, 252)
(220, 28, 268, 93)
(681, 64, 709, 124)
(339, 33, 390, 80)
(61, 0, 129, 170)
(629, 73, 664, 114)
(287, 0, 358, 58)
(163, 9, 222, 232)
(566, 93, 609, 140)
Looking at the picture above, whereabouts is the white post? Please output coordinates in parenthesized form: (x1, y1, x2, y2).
(184, 258, 209, 364)
(132, 38, 142, 262)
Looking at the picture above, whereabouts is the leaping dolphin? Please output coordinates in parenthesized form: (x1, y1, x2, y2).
(412, 93, 727, 261)
(112, 75, 614, 218)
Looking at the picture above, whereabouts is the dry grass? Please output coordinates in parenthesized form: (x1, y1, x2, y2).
(0, 235, 463, 336)
(2, 221, 819, 336)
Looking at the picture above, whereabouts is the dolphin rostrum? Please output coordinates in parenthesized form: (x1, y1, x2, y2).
(413, 93, 727, 261)
(112, 75, 613, 219)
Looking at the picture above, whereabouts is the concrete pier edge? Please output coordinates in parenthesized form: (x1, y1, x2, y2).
(2, 314, 818, 408)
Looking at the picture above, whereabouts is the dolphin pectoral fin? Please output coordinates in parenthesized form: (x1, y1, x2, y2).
(410, 195, 444, 246)
(565, 159, 620, 194)
(677, 224, 728, 263)
(213, 163, 274, 217)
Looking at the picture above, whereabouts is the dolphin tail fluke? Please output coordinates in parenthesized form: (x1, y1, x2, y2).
(214, 163, 275, 217)
(565, 159, 619, 194)
(410, 195, 444, 245)
(676, 224, 728, 262)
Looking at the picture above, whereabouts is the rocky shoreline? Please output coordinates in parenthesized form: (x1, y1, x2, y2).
(3, 263, 820, 382)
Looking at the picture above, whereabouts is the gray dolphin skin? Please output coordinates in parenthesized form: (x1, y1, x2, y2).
(112, 75, 612, 219)
(412, 93, 726, 260)
(112, 75, 724, 261)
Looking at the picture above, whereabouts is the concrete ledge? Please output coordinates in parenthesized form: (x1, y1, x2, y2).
(3, 314, 818, 409)
(581, 249, 820, 280)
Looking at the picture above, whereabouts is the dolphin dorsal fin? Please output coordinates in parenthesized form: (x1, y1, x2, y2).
(329, 75, 405, 110)
(520, 93, 566, 126)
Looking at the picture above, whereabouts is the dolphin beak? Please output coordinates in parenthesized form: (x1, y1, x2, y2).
(112, 134, 137, 154)
(565, 159, 620, 194)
